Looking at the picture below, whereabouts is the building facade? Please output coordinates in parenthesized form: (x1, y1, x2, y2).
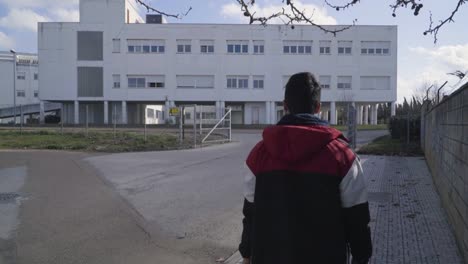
(39, 0, 397, 125)
(0, 52, 40, 122)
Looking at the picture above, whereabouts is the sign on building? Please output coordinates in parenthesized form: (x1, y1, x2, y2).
(169, 107, 180, 116)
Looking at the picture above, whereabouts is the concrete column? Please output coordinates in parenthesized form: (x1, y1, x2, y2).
(391, 101, 396, 116)
(220, 101, 226, 118)
(357, 105, 363, 125)
(74, 100, 79, 125)
(39, 101, 45, 124)
(164, 100, 170, 123)
(363, 105, 369, 125)
(374, 104, 379, 124)
(270, 101, 276, 124)
(265, 101, 271, 124)
(215, 101, 221, 119)
(104, 101, 109, 125)
(370, 104, 377, 125)
(121, 101, 127, 125)
(330, 101, 337, 125)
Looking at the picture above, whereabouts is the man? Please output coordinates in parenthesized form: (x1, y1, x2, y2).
(239, 72, 372, 264)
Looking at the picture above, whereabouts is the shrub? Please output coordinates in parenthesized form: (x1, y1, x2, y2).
(389, 116, 421, 141)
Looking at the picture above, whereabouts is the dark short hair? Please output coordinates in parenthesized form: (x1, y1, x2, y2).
(284, 72, 321, 114)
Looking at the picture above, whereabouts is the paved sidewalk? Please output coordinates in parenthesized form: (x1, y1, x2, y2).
(226, 155, 462, 264)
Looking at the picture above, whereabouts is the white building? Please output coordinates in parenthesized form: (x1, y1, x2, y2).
(38, 0, 397, 125)
(0, 51, 40, 123)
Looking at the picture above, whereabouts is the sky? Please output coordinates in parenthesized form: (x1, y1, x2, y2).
(0, 0, 467, 103)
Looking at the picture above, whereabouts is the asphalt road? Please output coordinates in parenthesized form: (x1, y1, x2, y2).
(0, 129, 387, 264)
(85, 129, 388, 262)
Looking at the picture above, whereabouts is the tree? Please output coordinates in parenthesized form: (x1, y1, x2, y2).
(448, 70, 466, 80)
(135, 0, 467, 43)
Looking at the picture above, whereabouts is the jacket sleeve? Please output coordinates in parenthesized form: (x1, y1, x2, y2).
(340, 157, 372, 263)
(239, 167, 256, 258)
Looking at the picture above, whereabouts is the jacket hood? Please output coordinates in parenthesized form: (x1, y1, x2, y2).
(263, 114, 345, 162)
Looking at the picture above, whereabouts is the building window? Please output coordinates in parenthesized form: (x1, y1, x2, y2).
(337, 76, 352, 89)
(361, 41, 391, 56)
(360, 76, 390, 90)
(78, 67, 104, 97)
(253, 40, 265, 54)
(34, 73, 38, 80)
(113, 74, 120, 88)
(127, 39, 165, 54)
(338, 41, 352, 55)
(34, 90, 39, 97)
(147, 108, 155, 118)
(319, 75, 331, 89)
(177, 40, 192, 53)
(253, 76, 264, 89)
(227, 40, 249, 54)
(17, 72, 26, 80)
(227, 76, 249, 89)
(176, 75, 214, 89)
(200, 40, 215, 53)
(128, 77, 146, 88)
(148, 82, 164, 88)
(146, 75, 165, 88)
(16, 90, 25, 97)
(113, 39, 121, 53)
(77, 31, 103, 61)
(319, 41, 331, 55)
(283, 41, 313, 54)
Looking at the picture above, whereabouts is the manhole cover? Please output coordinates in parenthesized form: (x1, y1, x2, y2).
(0, 193, 20, 203)
(368, 192, 392, 203)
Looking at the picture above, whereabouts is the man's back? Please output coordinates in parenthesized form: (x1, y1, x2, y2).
(239, 114, 372, 264)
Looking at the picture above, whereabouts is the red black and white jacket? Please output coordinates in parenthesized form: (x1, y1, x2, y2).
(239, 114, 372, 264)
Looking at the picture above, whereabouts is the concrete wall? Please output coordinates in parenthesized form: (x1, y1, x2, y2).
(422, 83, 468, 262)
(38, 0, 397, 125)
(0, 52, 39, 108)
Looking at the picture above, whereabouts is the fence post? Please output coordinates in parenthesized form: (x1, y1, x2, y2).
(200, 105, 203, 136)
(407, 111, 410, 145)
(20, 104, 23, 134)
(113, 104, 117, 142)
(144, 122, 147, 142)
(179, 106, 183, 144)
(229, 109, 232, 142)
(193, 105, 197, 148)
(61, 104, 64, 135)
(86, 105, 89, 137)
(182, 106, 185, 141)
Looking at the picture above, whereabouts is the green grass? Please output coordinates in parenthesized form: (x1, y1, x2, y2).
(332, 124, 388, 131)
(357, 135, 423, 156)
(0, 130, 179, 153)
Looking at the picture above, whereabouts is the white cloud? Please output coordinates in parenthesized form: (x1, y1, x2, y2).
(397, 44, 468, 102)
(0, 0, 78, 8)
(221, 1, 337, 25)
(0, 31, 15, 49)
(410, 44, 468, 70)
(0, 9, 50, 32)
(49, 8, 79, 22)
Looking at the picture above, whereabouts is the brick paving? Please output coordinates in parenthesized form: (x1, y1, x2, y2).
(226, 155, 462, 264)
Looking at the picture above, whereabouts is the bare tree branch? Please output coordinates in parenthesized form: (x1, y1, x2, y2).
(134, 0, 192, 19)
(236, 0, 356, 36)
(132, 0, 465, 43)
(423, 0, 466, 43)
(325, 0, 361, 11)
(447, 70, 466, 80)
(326, 0, 466, 43)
